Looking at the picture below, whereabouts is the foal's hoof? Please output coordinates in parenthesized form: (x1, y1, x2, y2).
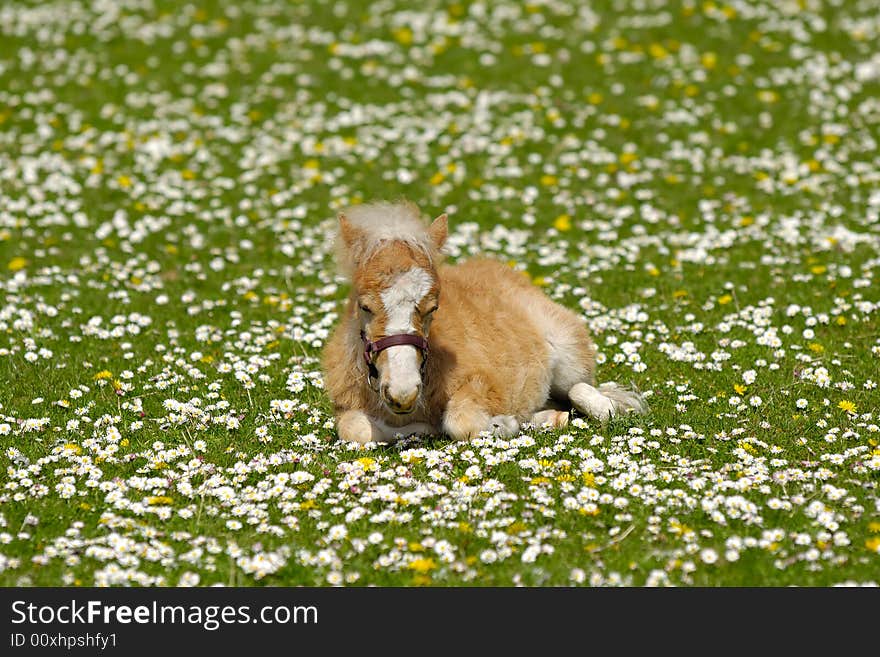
(569, 383, 616, 422)
(530, 409, 570, 429)
(488, 415, 520, 437)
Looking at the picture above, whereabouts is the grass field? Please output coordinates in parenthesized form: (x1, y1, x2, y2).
(1, 0, 879, 587)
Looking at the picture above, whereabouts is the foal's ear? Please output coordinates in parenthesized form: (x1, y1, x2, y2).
(428, 213, 448, 249)
(338, 213, 364, 249)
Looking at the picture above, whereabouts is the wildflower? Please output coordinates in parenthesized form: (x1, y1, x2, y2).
(553, 214, 572, 231)
(838, 401, 856, 414)
(408, 558, 437, 574)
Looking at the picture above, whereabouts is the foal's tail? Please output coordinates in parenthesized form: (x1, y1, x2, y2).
(569, 381, 648, 421)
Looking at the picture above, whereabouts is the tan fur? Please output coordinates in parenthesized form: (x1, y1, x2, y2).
(322, 202, 646, 442)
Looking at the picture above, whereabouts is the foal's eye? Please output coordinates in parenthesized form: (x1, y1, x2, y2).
(359, 304, 373, 315)
(424, 305, 438, 316)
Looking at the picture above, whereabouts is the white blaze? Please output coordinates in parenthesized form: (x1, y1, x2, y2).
(380, 267, 433, 400)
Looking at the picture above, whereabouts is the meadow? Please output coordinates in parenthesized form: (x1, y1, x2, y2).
(0, 0, 878, 586)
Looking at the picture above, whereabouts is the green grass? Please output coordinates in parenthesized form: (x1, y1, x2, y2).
(0, 0, 878, 586)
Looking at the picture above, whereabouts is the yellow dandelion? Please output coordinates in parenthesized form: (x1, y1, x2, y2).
(8, 257, 28, 271)
(408, 558, 437, 574)
(553, 214, 572, 231)
(837, 400, 856, 414)
(669, 520, 692, 536)
(393, 27, 413, 45)
(648, 43, 668, 59)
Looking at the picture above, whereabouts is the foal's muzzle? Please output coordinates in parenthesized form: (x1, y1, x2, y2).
(360, 331, 429, 411)
(380, 383, 421, 414)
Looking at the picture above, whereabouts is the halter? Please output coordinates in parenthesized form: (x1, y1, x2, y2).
(360, 330, 429, 389)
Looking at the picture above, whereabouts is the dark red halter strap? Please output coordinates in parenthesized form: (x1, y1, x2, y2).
(361, 331, 429, 368)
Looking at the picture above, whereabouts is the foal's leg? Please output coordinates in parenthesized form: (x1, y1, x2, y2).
(568, 381, 648, 421)
(568, 382, 616, 420)
(488, 414, 520, 436)
(542, 312, 647, 421)
(530, 409, 569, 429)
(442, 384, 519, 440)
(337, 409, 435, 444)
(544, 333, 618, 421)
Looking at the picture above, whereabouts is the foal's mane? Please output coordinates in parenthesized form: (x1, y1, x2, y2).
(334, 201, 441, 278)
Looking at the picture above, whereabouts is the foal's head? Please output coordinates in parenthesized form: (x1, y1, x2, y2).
(337, 202, 447, 414)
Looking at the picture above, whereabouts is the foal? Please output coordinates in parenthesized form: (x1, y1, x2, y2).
(322, 201, 646, 443)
